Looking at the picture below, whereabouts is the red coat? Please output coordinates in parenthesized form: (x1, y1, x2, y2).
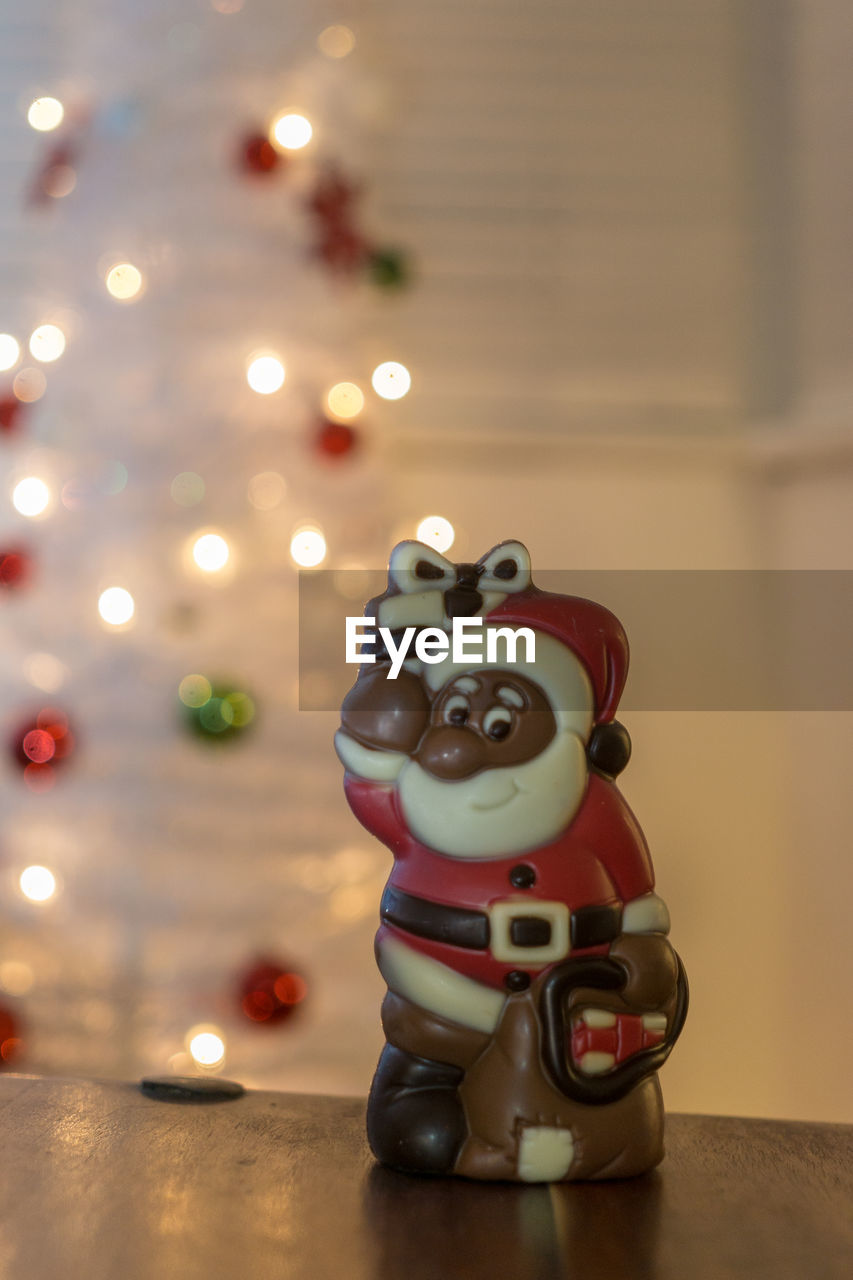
(344, 771, 655, 991)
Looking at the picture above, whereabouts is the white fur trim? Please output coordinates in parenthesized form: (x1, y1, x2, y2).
(397, 732, 588, 859)
(622, 893, 670, 935)
(333, 730, 407, 783)
(377, 933, 505, 1034)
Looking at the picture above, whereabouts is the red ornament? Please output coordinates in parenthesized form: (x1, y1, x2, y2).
(241, 133, 281, 176)
(0, 396, 24, 435)
(237, 957, 308, 1026)
(0, 1005, 23, 1068)
(307, 167, 368, 275)
(316, 225, 368, 273)
(314, 418, 359, 459)
(0, 550, 31, 589)
(9, 707, 76, 791)
(308, 169, 360, 223)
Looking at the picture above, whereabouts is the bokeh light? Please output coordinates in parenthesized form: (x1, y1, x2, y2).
(371, 361, 411, 400)
(19, 865, 57, 903)
(10, 710, 74, 790)
(246, 354, 285, 395)
(416, 515, 455, 553)
(12, 368, 47, 403)
(98, 586, 135, 626)
(271, 113, 312, 151)
(317, 25, 356, 58)
(0, 549, 29, 589)
(187, 1025, 226, 1068)
(333, 565, 373, 600)
(0, 1007, 22, 1064)
(238, 958, 308, 1025)
(178, 674, 213, 708)
(0, 335, 20, 372)
(0, 960, 35, 997)
(12, 477, 50, 517)
(105, 263, 144, 301)
(23, 652, 67, 693)
(211, 0, 244, 11)
(170, 471, 205, 507)
(290, 526, 326, 568)
(29, 324, 65, 363)
(330, 883, 375, 922)
(192, 532, 230, 572)
(27, 97, 64, 132)
(41, 163, 76, 199)
(21, 728, 55, 764)
(326, 381, 364, 420)
(180, 677, 255, 741)
(247, 471, 286, 511)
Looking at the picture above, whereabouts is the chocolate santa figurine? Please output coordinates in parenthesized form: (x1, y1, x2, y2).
(335, 540, 687, 1181)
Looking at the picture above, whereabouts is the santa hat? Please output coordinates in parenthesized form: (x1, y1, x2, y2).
(420, 586, 628, 738)
(488, 587, 629, 725)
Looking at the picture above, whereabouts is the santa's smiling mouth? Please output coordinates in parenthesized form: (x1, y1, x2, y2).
(470, 781, 520, 811)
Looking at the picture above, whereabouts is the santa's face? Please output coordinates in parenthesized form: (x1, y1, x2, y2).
(397, 671, 589, 859)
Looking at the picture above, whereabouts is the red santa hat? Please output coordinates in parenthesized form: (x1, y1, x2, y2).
(486, 587, 629, 726)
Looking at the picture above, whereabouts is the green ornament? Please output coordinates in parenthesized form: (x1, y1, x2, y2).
(178, 674, 256, 743)
(366, 247, 410, 291)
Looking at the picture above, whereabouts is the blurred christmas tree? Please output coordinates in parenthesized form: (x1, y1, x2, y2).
(0, 0, 412, 1091)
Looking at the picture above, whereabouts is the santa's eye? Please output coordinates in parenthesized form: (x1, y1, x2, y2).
(484, 706, 513, 740)
(443, 695, 470, 726)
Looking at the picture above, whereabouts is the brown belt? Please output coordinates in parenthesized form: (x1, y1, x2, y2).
(380, 886, 622, 952)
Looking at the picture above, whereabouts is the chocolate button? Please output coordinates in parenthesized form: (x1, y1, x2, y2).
(140, 1076, 245, 1104)
(504, 970, 531, 992)
(509, 864, 536, 889)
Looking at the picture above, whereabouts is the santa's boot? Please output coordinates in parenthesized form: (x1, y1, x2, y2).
(367, 1044, 467, 1175)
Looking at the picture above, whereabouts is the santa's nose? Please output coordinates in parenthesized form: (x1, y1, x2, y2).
(417, 725, 488, 780)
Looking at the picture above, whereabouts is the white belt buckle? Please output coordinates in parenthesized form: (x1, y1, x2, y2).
(488, 899, 570, 965)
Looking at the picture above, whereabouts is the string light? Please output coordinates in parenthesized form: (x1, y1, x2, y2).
(416, 515, 455, 553)
(290, 526, 327, 568)
(27, 97, 64, 132)
(29, 324, 66, 363)
(98, 587, 135, 627)
(105, 263, 144, 301)
(19, 866, 57, 903)
(271, 113, 312, 151)
(0, 334, 20, 372)
(246, 354, 285, 395)
(13, 368, 47, 403)
(186, 1025, 226, 1068)
(192, 532, 230, 573)
(317, 25, 356, 58)
(371, 361, 411, 400)
(326, 382, 364, 420)
(12, 477, 50, 517)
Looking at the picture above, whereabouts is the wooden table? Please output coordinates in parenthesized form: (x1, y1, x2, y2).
(0, 1075, 849, 1279)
